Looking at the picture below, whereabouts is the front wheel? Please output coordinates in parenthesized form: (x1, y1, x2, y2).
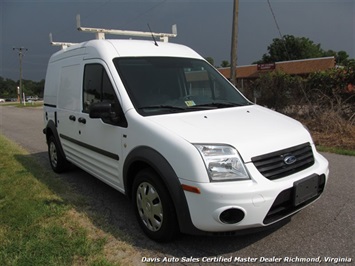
(48, 135, 69, 173)
(132, 169, 179, 242)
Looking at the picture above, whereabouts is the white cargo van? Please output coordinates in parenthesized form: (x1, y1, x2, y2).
(43, 22, 329, 242)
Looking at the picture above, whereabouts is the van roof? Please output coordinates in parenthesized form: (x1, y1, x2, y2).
(50, 39, 203, 61)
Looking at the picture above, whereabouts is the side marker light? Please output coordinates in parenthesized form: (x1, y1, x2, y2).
(181, 184, 201, 194)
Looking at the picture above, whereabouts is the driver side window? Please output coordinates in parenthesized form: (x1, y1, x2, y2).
(83, 63, 127, 127)
(83, 64, 116, 113)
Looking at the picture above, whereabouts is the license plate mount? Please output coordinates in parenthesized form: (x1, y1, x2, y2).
(293, 175, 319, 206)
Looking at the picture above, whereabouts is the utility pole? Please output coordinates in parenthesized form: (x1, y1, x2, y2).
(230, 0, 239, 86)
(13, 47, 28, 104)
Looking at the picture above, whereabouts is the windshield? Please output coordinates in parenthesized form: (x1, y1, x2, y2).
(114, 57, 250, 116)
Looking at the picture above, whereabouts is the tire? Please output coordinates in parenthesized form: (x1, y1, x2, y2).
(132, 168, 179, 242)
(48, 135, 69, 173)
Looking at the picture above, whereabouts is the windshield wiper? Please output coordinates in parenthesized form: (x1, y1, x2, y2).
(139, 105, 187, 111)
(194, 101, 246, 108)
(140, 104, 219, 111)
(139, 102, 248, 112)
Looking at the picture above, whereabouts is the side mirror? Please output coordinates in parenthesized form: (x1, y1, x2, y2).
(89, 102, 113, 119)
(89, 102, 127, 127)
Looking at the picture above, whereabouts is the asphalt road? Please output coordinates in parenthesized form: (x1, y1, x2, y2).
(0, 105, 354, 265)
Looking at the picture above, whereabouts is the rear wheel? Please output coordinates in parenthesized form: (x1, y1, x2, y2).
(48, 135, 69, 173)
(132, 168, 179, 242)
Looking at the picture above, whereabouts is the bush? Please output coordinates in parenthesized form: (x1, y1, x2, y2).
(304, 68, 355, 124)
(243, 67, 355, 149)
(250, 71, 303, 111)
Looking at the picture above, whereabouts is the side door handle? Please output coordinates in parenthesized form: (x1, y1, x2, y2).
(78, 117, 86, 124)
(69, 115, 76, 121)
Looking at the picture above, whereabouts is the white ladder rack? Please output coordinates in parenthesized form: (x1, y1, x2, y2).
(76, 14, 177, 42)
(49, 33, 78, 49)
(50, 15, 177, 49)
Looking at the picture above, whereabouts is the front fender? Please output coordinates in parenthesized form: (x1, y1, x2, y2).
(123, 146, 202, 235)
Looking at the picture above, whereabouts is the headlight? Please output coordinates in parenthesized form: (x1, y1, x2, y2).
(194, 144, 250, 181)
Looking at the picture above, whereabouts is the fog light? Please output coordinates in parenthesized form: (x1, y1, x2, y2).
(219, 208, 245, 224)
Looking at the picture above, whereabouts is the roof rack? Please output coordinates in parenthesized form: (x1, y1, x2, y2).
(76, 14, 177, 42)
(50, 15, 177, 49)
(49, 33, 78, 49)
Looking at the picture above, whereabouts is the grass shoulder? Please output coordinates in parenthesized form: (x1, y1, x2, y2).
(316, 145, 355, 156)
(0, 135, 116, 265)
(310, 128, 355, 157)
(0, 101, 43, 108)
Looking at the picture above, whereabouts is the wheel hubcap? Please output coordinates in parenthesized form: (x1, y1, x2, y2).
(49, 142, 58, 167)
(136, 182, 163, 232)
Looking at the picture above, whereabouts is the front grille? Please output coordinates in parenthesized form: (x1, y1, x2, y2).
(251, 143, 314, 180)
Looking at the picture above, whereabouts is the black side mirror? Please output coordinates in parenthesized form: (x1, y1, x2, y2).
(89, 102, 127, 127)
(89, 102, 113, 119)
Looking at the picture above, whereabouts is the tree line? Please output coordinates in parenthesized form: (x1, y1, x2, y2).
(206, 35, 354, 68)
(0, 77, 45, 99)
(254, 35, 354, 66)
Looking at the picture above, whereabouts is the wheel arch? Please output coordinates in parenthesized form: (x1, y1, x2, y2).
(44, 120, 66, 160)
(123, 146, 200, 235)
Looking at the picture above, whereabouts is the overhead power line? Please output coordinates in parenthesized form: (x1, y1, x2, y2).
(267, 0, 290, 61)
(121, 0, 168, 28)
(267, 0, 283, 40)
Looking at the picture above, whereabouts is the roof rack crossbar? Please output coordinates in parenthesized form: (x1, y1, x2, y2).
(49, 15, 178, 49)
(49, 33, 78, 49)
(76, 14, 177, 42)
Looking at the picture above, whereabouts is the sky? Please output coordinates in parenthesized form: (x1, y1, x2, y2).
(0, 0, 354, 81)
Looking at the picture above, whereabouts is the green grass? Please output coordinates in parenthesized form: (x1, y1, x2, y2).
(16, 102, 43, 108)
(0, 101, 43, 108)
(0, 135, 114, 266)
(316, 145, 355, 156)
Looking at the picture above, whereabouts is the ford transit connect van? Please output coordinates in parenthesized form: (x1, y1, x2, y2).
(43, 25, 329, 242)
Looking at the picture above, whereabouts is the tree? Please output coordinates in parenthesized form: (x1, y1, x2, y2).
(335, 50, 349, 65)
(220, 60, 230, 67)
(205, 57, 215, 66)
(0, 77, 44, 98)
(323, 49, 350, 65)
(256, 35, 326, 63)
(0, 77, 17, 98)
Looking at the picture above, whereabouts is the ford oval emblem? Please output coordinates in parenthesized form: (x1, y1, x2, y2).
(284, 155, 297, 165)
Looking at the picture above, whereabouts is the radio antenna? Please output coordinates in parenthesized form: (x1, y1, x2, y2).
(147, 24, 158, 46)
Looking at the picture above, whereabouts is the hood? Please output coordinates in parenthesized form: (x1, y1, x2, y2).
(147, 105, 312, 162)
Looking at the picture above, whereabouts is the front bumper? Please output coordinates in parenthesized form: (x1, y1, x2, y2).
(181, 152, 329, 233)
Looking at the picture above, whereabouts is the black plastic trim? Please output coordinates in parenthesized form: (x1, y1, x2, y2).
(60, 134, 119, 161)
(263, 174, 326, 224)
(44, 103, 57, 108)
(123, 146, 203, 235)
(252, 143, 314, 180)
